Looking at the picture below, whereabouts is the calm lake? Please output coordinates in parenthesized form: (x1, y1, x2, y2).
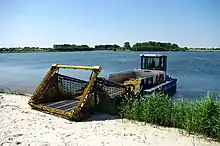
(0, 51, 220, 99)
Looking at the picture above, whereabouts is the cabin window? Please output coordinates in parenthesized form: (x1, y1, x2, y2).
(143, 57, 163, 70)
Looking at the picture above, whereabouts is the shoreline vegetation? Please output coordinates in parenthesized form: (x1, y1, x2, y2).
(121, 92, 220, 141)
(1, 41, 220, 53)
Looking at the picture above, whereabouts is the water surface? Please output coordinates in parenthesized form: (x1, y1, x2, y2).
(0, 51, 220, 99)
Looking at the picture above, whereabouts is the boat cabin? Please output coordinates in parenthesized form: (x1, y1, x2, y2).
(140, 54, 167, 72)
(108, 54, 168, 87)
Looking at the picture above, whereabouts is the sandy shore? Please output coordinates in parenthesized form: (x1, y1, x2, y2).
(0, 93, 219, 146)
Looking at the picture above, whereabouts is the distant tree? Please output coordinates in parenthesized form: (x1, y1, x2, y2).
(52, 44, 94, 51)
(94, 44, 120, 50)
(132, 41, 182, 51)
(123, 42, 131, 50)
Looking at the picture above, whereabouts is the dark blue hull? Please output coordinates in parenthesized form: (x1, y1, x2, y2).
(142, 76, 177, 97)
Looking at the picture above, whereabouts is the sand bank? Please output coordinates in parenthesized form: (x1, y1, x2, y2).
(0, 93, 219, 146)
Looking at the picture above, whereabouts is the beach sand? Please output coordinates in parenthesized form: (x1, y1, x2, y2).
(0, 93, 219, 146)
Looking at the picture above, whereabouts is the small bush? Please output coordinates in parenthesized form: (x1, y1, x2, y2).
(120, 92, 220, 140)
(120, 98, 142, 121)
(141, 92, 173, 126)
(193, 93, 220, 138)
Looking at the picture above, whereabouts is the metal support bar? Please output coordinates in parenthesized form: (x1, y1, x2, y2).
(52, 64, 101, 71)
(72, 69, 101, 114)
(29, 66, 58, 104)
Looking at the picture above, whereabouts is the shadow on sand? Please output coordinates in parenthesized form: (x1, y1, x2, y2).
(83, 112, 122, 122)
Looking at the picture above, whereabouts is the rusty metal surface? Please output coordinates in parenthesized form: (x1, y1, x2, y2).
(96, 77, 126, 99)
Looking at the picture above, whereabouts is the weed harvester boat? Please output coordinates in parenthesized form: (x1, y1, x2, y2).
(28, 53, 177, 121)
(109, 54, 177, 98)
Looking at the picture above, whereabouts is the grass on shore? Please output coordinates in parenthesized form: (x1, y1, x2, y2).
(120, 92, 220, 140)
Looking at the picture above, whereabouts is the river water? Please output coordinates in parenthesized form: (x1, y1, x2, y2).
(0, 51, 220, 99)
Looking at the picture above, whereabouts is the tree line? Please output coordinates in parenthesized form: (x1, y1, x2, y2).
(0, 47, 52, 53)
(131, 41, 185, 51)
(52, 44, 92, 51)
(1, 41, 219, 53)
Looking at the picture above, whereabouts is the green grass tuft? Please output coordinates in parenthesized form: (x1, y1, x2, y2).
(120, 92, 220, 140)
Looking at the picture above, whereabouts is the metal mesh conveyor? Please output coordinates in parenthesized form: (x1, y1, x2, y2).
(28, 64, 128, 121)
(28, 65, 102, 121)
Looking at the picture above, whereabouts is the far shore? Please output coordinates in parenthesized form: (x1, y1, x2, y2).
(1, 41, 220, 54)
(1, 49, 220, 54)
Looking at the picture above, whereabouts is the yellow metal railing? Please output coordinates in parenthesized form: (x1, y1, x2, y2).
(29, 64, 58, 104)
(72, 68, 101, 118)
(52, 64, 101, 70)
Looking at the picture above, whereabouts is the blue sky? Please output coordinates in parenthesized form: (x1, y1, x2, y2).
(0, 0, 219, 48)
